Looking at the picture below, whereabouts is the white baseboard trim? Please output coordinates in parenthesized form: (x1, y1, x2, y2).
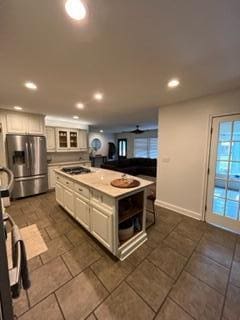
(155, 199, 202, 221)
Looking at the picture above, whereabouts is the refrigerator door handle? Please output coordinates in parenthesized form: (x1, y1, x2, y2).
(29, 141, 34, 169)
(25, 142, 30, 169)
(14, 175, 46, 182)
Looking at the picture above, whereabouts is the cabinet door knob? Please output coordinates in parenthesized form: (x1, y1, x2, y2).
(79, 188, 83, 192)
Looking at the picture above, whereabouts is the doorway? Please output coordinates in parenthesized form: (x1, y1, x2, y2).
(118, 139, 127, 159)
(206, 114, 240, 233)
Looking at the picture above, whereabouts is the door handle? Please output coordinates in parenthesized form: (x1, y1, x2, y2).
(29, 142, 34, 162)
(25, 143, 30, 169)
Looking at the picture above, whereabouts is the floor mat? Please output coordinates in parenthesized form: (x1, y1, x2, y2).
(7, 224, 48, 268)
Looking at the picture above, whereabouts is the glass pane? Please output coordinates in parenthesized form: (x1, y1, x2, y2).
(217, 142, 230, 161)
(233, 121, 240, 141)
(216, 161, 229, 177)
(149, 138, 158, 159)
(225, 200, 239, 220)
(219, 122, 232, 141)
(134, 138, 148, 158)
(227, 183, 240, 201)
(214, 179, 226, 198)
(229, 162, 240, 179)
(122, 141, 126, 157)
(231, 142, 240, 162)
(213, 197, 225, 215)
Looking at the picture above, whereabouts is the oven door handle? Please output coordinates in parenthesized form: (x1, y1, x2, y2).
(8, 224, 22, 298)
(7, 216, 31, 298)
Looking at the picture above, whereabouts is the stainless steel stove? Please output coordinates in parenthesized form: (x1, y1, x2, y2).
(61, 166, 91, 175)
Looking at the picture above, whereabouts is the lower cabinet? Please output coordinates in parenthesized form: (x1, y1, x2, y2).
(91, 207, 112, 250)
(48, 166, 60, 189)
(55, 183, 64, 207)
(63, 187, 75, 217)
(56, 177, 113, 251)
(75, 195, 90, 230)
(56, 182, 74, 217)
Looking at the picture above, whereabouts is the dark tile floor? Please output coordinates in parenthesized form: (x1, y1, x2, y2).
(7, 191, 240, 320)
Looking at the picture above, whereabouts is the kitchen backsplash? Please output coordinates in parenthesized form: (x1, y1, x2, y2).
(47, 151, 90, 164)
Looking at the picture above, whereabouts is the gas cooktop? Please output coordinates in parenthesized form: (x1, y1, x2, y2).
(61, 166, 91, 175)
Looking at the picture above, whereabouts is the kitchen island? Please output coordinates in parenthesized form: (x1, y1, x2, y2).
(55, 167, 154, 260)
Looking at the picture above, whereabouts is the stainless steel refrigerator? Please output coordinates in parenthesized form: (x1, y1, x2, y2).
(6, 134, 48, 199)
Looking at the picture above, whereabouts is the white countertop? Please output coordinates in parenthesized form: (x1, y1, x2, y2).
(55, 168, 154, 198)
(48, 160, 91, 167)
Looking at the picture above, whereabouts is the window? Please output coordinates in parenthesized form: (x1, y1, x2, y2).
(118, 139, 127, 158)
(134, 137, 158, 158)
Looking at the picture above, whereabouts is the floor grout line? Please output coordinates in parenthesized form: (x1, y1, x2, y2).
(54, 292, 66, 320)
(219, 238, 237, 320)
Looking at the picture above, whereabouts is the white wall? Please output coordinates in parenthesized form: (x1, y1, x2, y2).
(116, 130, 158, 158)
(89, 132, 115, 157)
(156, 88, 240, 220)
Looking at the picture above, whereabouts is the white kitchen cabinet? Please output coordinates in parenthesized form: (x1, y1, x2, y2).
(79, 130, 88, 149)
(63, 187, 75, 217)
(56, 128, 80, 151)
(48, 165, 60, 189)
(28, 114, 45, 134)
(46, 127, 56, 151)
(6, 113, 29, 134)
(91, 207, 112, 250)
(54, 171, 151, 260)
(6, 112, 44, 134)
(75, 196, 90, 230)
(55, 182, 64, 207)
(46, 126, 88, 152)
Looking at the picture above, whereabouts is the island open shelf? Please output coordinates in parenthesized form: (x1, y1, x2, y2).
(118, 191, 144, 246)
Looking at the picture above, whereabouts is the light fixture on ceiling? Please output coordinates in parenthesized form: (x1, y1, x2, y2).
(73, 115, 79, 119)
(167, 78, 180, 88)
(13, 106, 23, 111)
(65, 0, 87, 21)
(93, 92, 103, 101)
(24, 81, 37, 90)
(99, 130, 104, 133)
(76, 102, 85, 109)
(130, 125, 145, 134)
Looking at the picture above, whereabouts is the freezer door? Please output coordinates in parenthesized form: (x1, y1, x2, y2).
(6, 135, 31, 178)
(29, 136, 47, 176)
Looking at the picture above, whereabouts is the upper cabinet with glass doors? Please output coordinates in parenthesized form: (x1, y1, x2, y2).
(54, 128, 88, 152)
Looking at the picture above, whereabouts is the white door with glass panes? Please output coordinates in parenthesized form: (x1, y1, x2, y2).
(206, 115, 240, 233)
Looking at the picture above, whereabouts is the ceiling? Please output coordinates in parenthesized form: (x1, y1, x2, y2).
(0, 0, 240, 131)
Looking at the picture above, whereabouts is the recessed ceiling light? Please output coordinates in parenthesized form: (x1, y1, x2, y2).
(99, 130, 104, 133)
(14, 106, 23, 111)
(94, 92, 103, 101)
(24, 81, 37, 90)
(73, 115, 79, 119)
(76, 102, 85, 109)
(65, 0, 87, 21)
(167, 79, 180, 88)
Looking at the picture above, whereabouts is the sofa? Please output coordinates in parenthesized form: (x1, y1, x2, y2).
(101, 158, 157, 177)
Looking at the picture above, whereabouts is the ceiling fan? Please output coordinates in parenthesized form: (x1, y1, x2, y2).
(130, 125, 145, 134)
